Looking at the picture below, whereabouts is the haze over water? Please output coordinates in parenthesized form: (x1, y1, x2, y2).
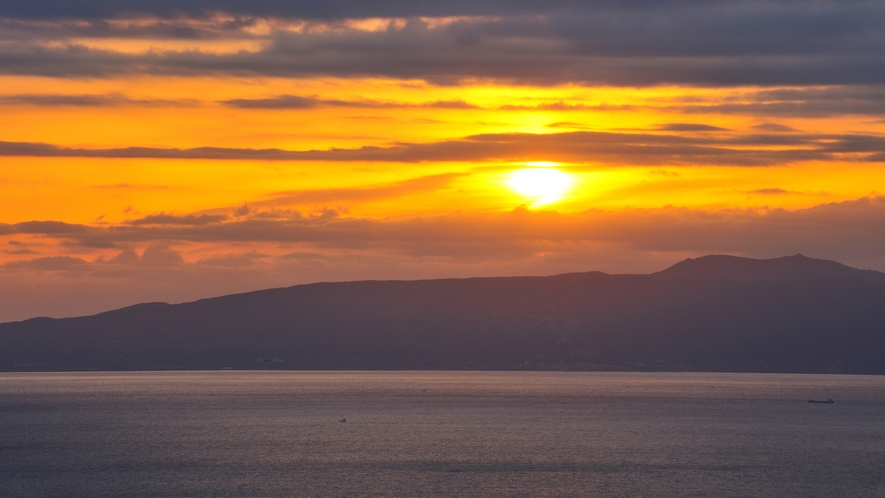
(2, 371, 884, 497)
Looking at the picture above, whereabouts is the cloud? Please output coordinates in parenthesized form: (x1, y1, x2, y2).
(0, 220, 89, 235)
(128, 213, 228, 226)
(0, 1, 579, 20)
(2, 248, 38, 255)
(424, 100, 478, 109)
(657, 123, 728, 132)
(748, 188, 789, 195)
(222, 95, 322, 109)
(0, 3, 884, 86)
(752, 123, 796, 132)
(108, 247, 139, 264)
(680, 86, 885, 118)
(138, 244, 184, 266)
(4, 196, 885, 261)
(0, 93, 197, 107)
(220, 94, 479, 109)
(3, 256, 89, 271)
(12, 1, 830, 23)
(3, 131, 884, 166)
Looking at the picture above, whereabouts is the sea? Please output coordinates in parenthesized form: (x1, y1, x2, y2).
(1, 371, 883, 497)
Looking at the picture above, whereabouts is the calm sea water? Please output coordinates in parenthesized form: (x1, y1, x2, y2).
(1, 371, 884, 497)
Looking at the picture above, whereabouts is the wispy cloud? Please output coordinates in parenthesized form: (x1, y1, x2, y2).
(0, 93, 198, 107)
(656, 123, 729, 132)
(221, 94, 479, 109)
(127, 213, 229, 226)
(748, 188, 790, 195)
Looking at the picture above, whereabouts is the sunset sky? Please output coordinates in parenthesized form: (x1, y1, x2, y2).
(2, 0, 885, 321)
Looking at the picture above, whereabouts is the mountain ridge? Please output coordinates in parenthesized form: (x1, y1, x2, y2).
(2, 254, 884, 373)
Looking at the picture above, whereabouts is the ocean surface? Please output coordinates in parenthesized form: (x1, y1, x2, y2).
(1, 371, 884, 497)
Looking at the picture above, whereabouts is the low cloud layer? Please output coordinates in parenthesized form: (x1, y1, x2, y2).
(4, 196, 885, 261)
(4, 196, 885, 322)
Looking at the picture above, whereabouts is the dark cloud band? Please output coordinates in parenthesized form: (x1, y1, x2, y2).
(0, 1, 749, 21)
(1, 2, 884, 86)
(2, 131, 884, 165)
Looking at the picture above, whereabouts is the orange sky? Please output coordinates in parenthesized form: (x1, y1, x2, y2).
(2, 5, 885, 320)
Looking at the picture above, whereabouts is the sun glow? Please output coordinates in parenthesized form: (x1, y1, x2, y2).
(507, 167, 573, 206)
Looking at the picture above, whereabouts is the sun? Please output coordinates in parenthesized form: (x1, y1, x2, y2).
(507, 167, 573, 206)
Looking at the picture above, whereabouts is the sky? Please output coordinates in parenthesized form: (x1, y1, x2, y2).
(2, 0, 885, 321)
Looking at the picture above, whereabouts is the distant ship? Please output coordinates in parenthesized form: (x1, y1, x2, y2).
(808, 399, 834, 403)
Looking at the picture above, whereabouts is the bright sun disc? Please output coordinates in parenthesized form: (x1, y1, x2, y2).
(507, 168, 572, 206)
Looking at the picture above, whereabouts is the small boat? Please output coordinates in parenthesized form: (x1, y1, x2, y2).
(808, 399, 834, 404)
(339, 418, 347, 423)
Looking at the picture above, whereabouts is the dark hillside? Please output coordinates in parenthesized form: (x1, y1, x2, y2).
(2, 255, 884, 373)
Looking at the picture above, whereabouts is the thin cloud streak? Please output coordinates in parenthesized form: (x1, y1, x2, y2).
(2, 131, 884, 165)
(0, 93, 198, 107)
(221, 95, 478, 109)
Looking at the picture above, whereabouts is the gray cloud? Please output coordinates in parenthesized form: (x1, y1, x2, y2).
(1, 221, 90, 235)
(222, 95, 322, 109)
(138, 244, 185, 266)
(679, 86, 885, 117)
(0, 1, 786, 22)
(2, 130, 883, 166)
(2, 248, 38, 255)
(108, 247, 139, 264)
(0, 1, 589, 20)
(220, 95, 479, 110)
(657, 123, 729, 132)
(0, 2, 884, 86)
(4, 256, 89, 271)
(128, 213, 228, 226)
(748, 188, 790, 195)
(752, 123, 796, 132)
(0, 93, 197, 107)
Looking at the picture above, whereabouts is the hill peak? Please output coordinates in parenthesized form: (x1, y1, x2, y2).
(652, 254, 869, 281)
